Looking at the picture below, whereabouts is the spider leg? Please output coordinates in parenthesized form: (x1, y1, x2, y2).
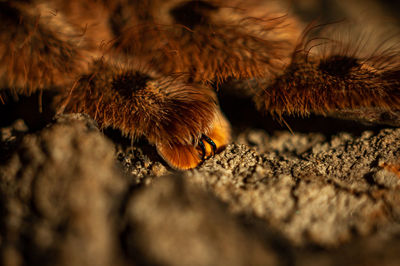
(55, 59, 230, 169)
(0, 1, 95, 94)
(254, 50, 400, 126)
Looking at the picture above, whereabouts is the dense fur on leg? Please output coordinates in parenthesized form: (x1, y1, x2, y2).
(255, 24, 400, 125)
(0, 1, 93, 92)
(57, 59, 230, 169)
(108, 0, 300, 82)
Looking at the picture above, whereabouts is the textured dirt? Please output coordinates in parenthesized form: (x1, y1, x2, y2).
(1, 111, 400, 266)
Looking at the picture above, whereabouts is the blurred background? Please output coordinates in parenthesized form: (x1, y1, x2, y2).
(289, 0, 400, 25)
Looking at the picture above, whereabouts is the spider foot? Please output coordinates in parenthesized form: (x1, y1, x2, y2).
(156, 109, 231, 170)
(55, 61, 231, 170)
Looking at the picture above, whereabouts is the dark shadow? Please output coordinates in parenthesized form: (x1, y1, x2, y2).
(217, 86, 388, 138)
(0, 90, 56, 131)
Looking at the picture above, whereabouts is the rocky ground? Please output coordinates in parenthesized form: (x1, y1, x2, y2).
(1, 90, 400, 266)
(1, 0, 400, 265)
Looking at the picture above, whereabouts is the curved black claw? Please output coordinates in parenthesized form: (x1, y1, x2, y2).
(198, 139, 206, 161)
(201, 134, 217, 156)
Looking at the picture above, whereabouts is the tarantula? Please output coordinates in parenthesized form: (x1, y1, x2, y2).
(1, 0, 400, 169)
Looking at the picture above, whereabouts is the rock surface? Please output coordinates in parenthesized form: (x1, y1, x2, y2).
(1, 112, 399, 266)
